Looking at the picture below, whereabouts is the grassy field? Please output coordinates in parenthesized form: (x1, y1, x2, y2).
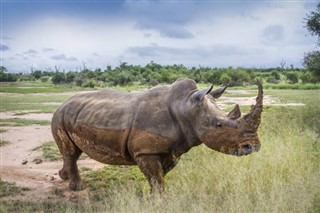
(0, 86, 319, 212)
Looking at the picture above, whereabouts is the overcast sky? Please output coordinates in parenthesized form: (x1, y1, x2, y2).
(1, 0, 318, 73)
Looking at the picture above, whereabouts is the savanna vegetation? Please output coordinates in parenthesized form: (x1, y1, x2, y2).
(1, 62, 319, 91)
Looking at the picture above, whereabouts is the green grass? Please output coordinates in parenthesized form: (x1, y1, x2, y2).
(0, 140, 10, 146)
(0, 93, 72, 112)
(0, 118, 51, 126)
(33, 141, 62, 161)
(0, 179, 29, 198)
(264, 83, 320, 90)
(0, 200, 69, 213)
(0, 128, 7, 133)
(0, 84, 94, 94)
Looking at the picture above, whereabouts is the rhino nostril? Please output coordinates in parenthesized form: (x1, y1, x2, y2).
(242, 144, 252, 153)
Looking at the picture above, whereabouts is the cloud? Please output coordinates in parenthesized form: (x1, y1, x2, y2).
(125, 43, 262, 68)
(0, 44, 9, 51)
(1, 35, 13, 40)
(126, 1, 195, 39)
(51, 54, 78, 62)
(262, 25, 285, 41)
(24, 49, 38, 54)
(2, 1, 318, 72)
(42, 47, 55, 52)
(135, 21, 194, 39)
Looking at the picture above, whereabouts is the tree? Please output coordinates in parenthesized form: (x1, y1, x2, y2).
(51, 71, 66, 84)
(32, 70, 42, 79)
(304, 3, 320, 81)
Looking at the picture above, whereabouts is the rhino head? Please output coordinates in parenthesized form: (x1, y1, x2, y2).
(189, 81, 263, 156)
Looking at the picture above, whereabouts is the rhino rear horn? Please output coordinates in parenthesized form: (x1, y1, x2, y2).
(209, 85, 228, 99)
(228, 104, 241, 120)
(191, 85, 213, 103)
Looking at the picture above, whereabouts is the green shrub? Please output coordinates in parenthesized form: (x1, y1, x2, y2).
(81, 79, 96, 88)
(40, 76, 50, 82)
(220, 73, 231, 85)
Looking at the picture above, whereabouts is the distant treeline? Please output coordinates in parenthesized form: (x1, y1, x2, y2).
(0, 62, 319, 87)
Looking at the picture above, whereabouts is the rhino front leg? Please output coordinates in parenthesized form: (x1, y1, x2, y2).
(136, 155, 164, 193)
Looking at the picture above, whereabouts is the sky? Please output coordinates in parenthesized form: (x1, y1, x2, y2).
(0, 0, 319, 73)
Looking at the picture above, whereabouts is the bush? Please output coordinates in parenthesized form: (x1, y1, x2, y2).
(40, 76, 50, 82)
(51, 72, 65, 84)
(32, 70, 42, 79)
(285, 72, 299, 84)
(266, 77, 280, 84)
(81, 79, 95, 88)
(114, 71, 132, 86)
(74, 74, 88, 87)
(148, 79, 159, 86)
(220, 73, 231, 85)
(0, 73, 18, 82)
(300, 71, 318, 84)
(18, 75, 35, 81)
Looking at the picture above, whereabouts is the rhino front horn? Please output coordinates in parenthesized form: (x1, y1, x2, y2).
(241, 80, 263, 132)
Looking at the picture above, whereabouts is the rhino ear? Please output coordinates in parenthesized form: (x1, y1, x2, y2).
(209, 85, 228, 99)
(228, 104, 241, 120)
(191, 85, 213, 103)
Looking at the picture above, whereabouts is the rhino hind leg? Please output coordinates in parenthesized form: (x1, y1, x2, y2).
(54, 128, 84, 191)
(136, 155, 165, 193)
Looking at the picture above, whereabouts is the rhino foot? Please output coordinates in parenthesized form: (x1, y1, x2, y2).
(69, 181, 85, 191)
(59, 169, 69, 180)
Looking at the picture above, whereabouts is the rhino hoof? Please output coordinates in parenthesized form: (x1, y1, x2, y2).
(69, 181, 85, 191)
(59, 169, 69, 180)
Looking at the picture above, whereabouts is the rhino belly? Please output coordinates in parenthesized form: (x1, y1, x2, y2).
(69, 125, 135, 165)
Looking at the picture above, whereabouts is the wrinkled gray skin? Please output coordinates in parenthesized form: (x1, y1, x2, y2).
(52, 78, 263, 192)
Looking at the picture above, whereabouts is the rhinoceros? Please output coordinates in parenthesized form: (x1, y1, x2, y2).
(51, 78, 263, 192)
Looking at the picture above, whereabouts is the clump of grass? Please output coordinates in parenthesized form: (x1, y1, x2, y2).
(0, 179, 29, 197)
(33, 141, 61, 161)
(0, 140, 10, 146)
(50, 187, 64, 197)
(0, 200, 69, 213)
(0, 118, 51, 127)
(0, 128, 7, 133)
(84, 165, 147, 200)
(80, 166, 92, 172)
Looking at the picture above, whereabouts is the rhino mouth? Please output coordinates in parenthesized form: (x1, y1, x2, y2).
(230, 144, 260, 156)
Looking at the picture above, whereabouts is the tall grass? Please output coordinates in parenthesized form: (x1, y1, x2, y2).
(76, 90, 319, 212)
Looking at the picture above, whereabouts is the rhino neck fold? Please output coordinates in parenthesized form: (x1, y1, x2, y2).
(168, 100, 202, 155)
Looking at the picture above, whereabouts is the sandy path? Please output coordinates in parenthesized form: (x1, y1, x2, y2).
(0, 125, 104, 200)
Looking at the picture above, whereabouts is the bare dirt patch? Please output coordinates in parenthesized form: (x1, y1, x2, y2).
(0, 125, 104, 201)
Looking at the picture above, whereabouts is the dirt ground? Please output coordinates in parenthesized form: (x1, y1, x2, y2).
(0, 90, 304, 201)
(0, 122, 104, 201)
